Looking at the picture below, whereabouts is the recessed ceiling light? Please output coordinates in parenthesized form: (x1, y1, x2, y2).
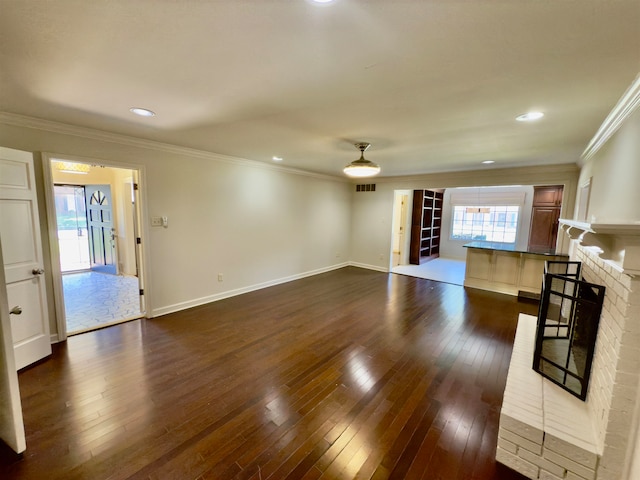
(272, 156, 283, 162)
(482, 160, 495, 164)
(130, 107, 156, 117)
(311, 0, 335, 3)
(516, 111, 544, 122)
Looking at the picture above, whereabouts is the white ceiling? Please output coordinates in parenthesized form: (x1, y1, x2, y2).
(1, 0, 639, 177)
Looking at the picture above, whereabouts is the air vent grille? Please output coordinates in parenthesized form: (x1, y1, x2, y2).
(356, 184, 376, 192)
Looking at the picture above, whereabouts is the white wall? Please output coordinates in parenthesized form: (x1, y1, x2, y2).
(349, 185, 395, 272)
(440, 185, 535, 260)
(570, 81, 640, 480)
(0, 120, 352, 335)
(578, 106, 640, 224)
(145, 157, 351, 315)
(351, 165, 579, 270)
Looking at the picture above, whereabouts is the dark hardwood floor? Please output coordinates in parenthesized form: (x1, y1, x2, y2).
(1, 267, 536, 480)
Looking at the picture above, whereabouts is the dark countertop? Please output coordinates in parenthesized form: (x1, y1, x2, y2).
(463, 242, 567, 256)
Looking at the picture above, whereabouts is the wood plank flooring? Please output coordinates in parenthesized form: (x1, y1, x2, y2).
(0, 267, 537, 480)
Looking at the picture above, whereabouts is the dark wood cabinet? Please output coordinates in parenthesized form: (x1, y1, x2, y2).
(528, 185, 563, 252)
(410, 189, 443, 264)
(528, 207, 560, 251)
(532, 185, 563, 207)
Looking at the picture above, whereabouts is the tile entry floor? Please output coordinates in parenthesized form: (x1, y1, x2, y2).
(391, 257, 466, 285)
(62, 271, 143, 334)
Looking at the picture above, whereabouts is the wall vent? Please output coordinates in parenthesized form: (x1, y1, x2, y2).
(355, 184, 376, 192)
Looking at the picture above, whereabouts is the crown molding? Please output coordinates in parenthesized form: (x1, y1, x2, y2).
(581, 73, 640, 164)
(370, 162, 580, 186)
(0, 112, 346, 183)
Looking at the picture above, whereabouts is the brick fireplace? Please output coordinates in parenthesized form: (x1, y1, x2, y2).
(497, 221, 640, 480)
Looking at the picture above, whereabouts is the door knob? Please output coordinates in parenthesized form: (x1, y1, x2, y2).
(32, 268, 45, 275)
(10, 306, 22, 315)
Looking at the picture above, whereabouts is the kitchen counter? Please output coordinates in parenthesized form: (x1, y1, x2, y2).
(463, 242, 562, 256)
(463, 243, 567, 297)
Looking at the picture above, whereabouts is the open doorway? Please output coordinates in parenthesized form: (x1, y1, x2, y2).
(54, 185, 90, 272)
(390, 187, 466, 286)
(49, 160, 145, 335)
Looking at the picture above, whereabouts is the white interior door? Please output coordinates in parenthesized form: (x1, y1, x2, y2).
(0, 238, 26, 453)
(0, 147, 51, 370)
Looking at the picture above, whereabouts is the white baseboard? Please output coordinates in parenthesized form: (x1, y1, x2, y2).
(151, 262, 350, 317)
(348, 261, 389, 273)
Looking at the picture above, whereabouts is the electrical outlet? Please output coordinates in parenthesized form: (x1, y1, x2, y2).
(218, 273, 223, 282)
(151, 216, 163, 226)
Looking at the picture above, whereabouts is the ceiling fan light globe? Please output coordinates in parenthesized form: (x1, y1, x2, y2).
(343, 162, 381, 178)
(343, 142, 380, 177)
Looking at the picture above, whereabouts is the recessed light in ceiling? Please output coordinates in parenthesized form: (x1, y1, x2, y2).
(482, 160, 495, 164)
(516, 111, 544, 122)
(272, 156, 283, 162)
(130, 107, 156, 117)
(311, 0, 335, 3)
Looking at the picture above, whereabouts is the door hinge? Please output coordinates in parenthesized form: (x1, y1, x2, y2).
(136, 237, 142, 244)
(133, 183, 139, 190)
(139, 289, 144, 296)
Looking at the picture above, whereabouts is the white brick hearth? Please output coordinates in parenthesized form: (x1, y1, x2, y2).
(498, 227, 640, 480)
(498, 314, 600, 480)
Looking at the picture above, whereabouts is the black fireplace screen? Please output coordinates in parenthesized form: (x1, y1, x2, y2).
(533, 261, 605, 400)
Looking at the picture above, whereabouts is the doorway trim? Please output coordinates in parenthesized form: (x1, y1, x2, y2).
(41, 153, 151, 342)
(389, 189, 412, 269)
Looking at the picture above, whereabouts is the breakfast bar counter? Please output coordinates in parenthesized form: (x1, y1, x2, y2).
(463, 242, 568, 297)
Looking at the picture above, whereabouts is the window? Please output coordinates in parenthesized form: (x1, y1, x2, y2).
(451, 205, 519, 243)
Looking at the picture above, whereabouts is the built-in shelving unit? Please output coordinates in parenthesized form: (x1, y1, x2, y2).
(410, 189, 443, 264)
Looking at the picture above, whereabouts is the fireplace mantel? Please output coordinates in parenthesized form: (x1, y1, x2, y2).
(559, 218, 640, 275)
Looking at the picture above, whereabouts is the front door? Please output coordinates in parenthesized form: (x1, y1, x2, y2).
(85, 185, 117, 275)
(0, 147, 51, 370)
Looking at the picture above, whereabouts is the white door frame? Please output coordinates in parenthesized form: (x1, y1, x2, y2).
(41, 153, 151, 341)
(390, 189, 412, 268)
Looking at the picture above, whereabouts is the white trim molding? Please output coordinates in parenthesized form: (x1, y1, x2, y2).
(559, 218, 640, 275)
(581, 73, 640, 164)
(0, 112, 346, 183)
(347, 261, 389, 273)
